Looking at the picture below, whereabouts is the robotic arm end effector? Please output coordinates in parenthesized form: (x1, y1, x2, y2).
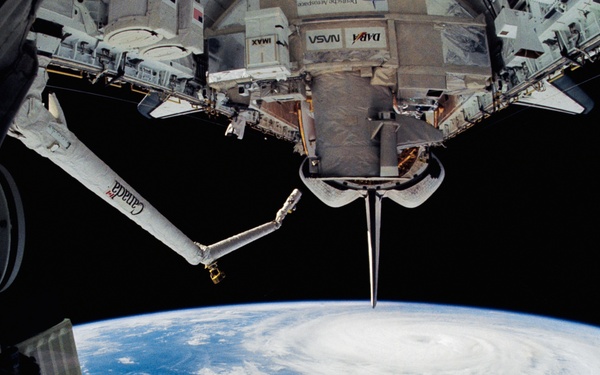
(275, 188, 302, 226)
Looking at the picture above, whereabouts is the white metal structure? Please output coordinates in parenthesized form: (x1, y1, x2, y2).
(3, 0, 600, 311)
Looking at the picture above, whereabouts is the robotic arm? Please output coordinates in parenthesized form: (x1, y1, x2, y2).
(9, 59, 301, 283)
(198, 188, 302, 283)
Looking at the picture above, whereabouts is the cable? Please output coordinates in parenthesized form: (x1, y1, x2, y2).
(45, 84, 229, 129)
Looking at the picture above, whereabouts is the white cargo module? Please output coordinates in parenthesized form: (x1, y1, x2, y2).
(244, 8, 291, 80)
(105, 0, 203, 60)
(105, 0, 179, 47)
(141, 0, 205, 60)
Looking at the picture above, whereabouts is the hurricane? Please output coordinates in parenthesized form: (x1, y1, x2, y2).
(73, 302, 600, 374)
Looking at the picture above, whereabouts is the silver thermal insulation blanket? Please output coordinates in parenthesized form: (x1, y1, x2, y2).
(303, 50, 391, 66)
(426, 0, 473, 17)
(312, 72, 392, 177)
(9, 64, 206, 266)
(441, 25, 490, 67)
(311, 72, 444, 177)
(395, 116, 444, 150)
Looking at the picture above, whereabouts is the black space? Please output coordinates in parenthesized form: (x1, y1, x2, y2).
(1, 63, 600, 345)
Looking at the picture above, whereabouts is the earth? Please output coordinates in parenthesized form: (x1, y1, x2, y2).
(73, 301, 600, 374)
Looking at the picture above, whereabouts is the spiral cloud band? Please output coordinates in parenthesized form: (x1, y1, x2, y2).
(74, 302, 600, 374)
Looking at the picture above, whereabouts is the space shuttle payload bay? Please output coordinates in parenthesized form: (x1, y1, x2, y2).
(2, 0, 600, 308)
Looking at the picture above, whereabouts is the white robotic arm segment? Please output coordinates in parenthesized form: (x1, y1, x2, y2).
(195, 189, 301, 284)
(275, 188, 302, 226)
(10, 62, 302, 276)
(196, 189, 302, 266)
(10, 63, 207, 266)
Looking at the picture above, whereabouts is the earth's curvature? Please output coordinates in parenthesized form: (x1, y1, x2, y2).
(73, 301, 600, 374)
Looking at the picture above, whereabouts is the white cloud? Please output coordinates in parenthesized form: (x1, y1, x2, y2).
(240, 303, 600, 374)
(186, 331, 211, 346)
(195, 361, 268, 375)
(117, 357, 136, 365)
